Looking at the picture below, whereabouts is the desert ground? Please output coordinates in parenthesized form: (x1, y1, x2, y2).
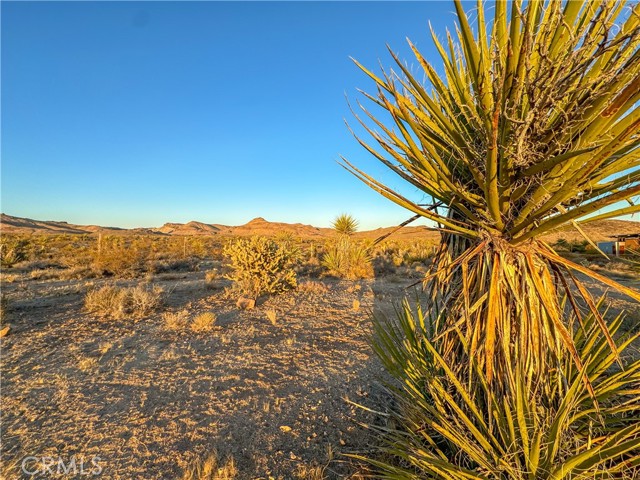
(1, 216, 639, 479)
(2, 269, 411, 479)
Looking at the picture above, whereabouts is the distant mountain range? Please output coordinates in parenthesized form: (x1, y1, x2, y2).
(1, 213, 638, 242)
(0, 213, 439, 240)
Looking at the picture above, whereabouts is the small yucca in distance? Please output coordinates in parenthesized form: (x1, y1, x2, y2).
(332, 213, 359, 236)
(323, 214, 373, 279)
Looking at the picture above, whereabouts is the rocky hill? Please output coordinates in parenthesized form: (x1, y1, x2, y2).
(1, 213, 638, 243)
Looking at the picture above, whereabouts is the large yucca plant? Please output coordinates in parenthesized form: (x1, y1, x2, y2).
(357, 296, 640, 478)
(345, 0, 640, 393)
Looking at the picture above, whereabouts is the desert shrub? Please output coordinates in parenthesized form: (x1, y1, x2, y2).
(403, 240, 435, 264)
(223, 236, 297, 299)
(554, 238, 591, 253)
(92, 236, 152, 277)
(372, 240, 436, 271)
(0, 238, 29, 267)
(145, 236, 223, 263)
(129, 284, 163, 315)
(294, 241, 325, 277)
(322, 237, 373, 280)
(182, 452, 237, 480)
(0, 234, 224, 276)
(275, 231, 301, 251)
(357, 297, 640, 478)
(85, 284, 163, 319)
(85, 285, 129, 318)
(152, 258, 199, 274)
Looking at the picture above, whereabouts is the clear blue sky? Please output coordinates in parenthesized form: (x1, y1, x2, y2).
(2, 1, 468, 230)
(3, 1, 634, 231)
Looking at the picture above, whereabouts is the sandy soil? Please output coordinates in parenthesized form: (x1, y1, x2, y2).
(0, 271, 423, 479)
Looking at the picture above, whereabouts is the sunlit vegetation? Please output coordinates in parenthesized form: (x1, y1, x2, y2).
(347, 0, 640, 476)
(222, 236, 299, 299)
(84, 284, 163, 319)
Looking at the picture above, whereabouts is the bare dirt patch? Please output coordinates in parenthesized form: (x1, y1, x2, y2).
(1, 272, 418, 479)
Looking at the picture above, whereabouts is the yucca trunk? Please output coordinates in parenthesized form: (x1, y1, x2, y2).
(430, 235, 568, 394)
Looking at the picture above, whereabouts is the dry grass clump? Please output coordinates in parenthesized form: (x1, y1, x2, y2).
(191, 312, 217, 332)
(223, 236, 297, 299)
(163, 310, 218, 333)
(85, 286, 127, 318)
(85, 284, 163, 319)
(162, 310, 190, 330)
(129, 284, 164, 315)
(182, 452, 237, 480)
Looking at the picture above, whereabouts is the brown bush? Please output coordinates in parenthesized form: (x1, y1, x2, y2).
(84, 284, 163, 319)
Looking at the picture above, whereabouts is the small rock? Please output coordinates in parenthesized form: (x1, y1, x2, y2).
(279, 425, 292, 433)
(236, 297, 256, 310)
(0, 325, 10, 338)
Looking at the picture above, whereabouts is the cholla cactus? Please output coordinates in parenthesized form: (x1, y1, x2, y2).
(223, 236, 297, 299)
